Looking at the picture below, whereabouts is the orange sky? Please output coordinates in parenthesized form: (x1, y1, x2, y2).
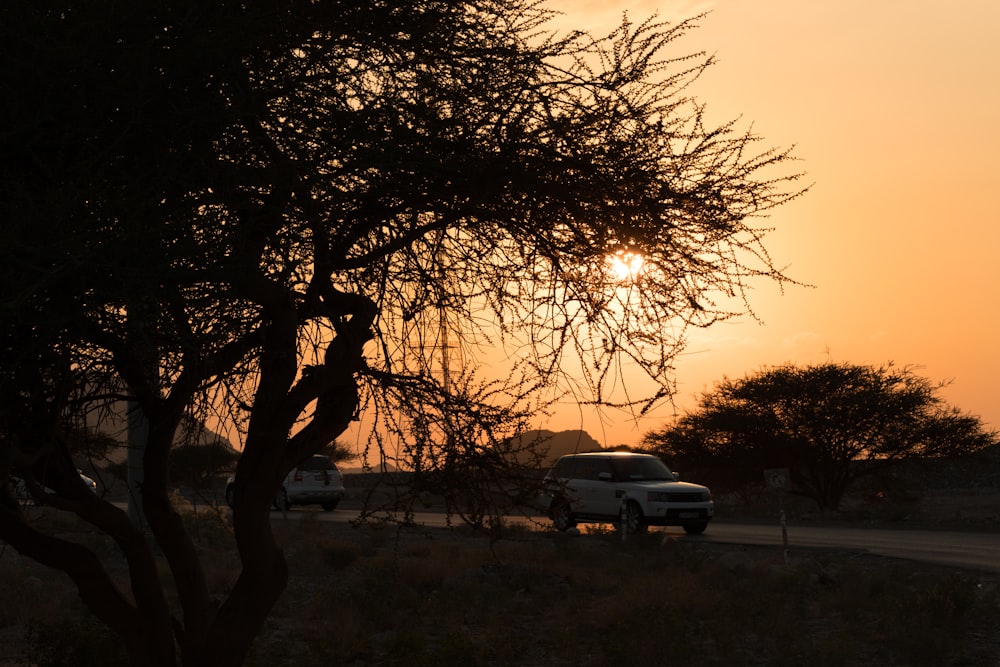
(539, 1, 1000, 447)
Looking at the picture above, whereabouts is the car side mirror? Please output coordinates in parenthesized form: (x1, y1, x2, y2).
(672, 472, 680, 481)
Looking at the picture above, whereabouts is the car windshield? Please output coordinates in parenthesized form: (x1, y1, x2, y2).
(611, 457, 674, 481)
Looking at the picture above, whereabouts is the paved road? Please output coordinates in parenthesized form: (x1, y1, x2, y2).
(276, 507, 1000, 573)
(701, 522, 1000, 573)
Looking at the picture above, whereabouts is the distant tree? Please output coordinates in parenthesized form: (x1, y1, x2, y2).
(1, 2, 803, 664)
(168, 442, 240, 496)
(644, 362, 997, 511)
(320, 440, 355, 465)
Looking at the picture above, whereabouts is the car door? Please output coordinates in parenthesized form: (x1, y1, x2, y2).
(573, 458, 620, 519)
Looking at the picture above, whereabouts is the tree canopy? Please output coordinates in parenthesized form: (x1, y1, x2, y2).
(644, 362, 997, 511)
(1, 1, 803, 664)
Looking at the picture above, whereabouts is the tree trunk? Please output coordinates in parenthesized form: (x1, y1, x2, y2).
(198, 295, 374, 664)
(0, 498, 177, 666)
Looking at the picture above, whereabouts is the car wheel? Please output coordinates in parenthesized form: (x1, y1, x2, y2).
(321, 500, 339, 511)
(620, 501, 648, 534)
(550, 499, 576, 531)
(683, 522, 707, 535)
(225, 484, 236, 509)
(275, 488, 290, 512)
(11, 477, 31, 505)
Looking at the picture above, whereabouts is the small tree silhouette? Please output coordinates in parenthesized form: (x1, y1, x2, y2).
(645, 362, 997, 511)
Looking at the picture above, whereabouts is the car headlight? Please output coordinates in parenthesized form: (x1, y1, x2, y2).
(647, 491, 670, 503)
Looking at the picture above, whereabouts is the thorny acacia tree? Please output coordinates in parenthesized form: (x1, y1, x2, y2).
(1, 1, 803, 664)
(644, 362, 997, 511)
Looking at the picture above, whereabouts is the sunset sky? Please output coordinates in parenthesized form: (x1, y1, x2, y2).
(539, 1, 1000, 447)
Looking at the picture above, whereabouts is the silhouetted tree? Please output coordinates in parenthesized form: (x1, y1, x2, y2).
(1, 1, 803, 664)
(644, 362, 997, 511)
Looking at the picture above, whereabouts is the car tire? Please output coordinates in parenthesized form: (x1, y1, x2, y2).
(620, 501, 648, 534)
(683, 522, 707, 535)
(225, 484, 236, 509)
(550, 499, 576, 532)
(11, 477, 32, 506)
(321, 500, 339, 511)
(275, 488, 290, 512)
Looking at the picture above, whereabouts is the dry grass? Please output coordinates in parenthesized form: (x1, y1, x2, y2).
(3, 505, 1000, 666)
(253, 519, 1000, 667)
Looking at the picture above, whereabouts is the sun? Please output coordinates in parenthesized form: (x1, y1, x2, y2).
(606, 250, 645, 283)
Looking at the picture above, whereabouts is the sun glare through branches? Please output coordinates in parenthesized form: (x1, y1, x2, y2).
(606, 250, 645, 283)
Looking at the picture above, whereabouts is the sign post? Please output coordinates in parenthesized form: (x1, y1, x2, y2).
(619, 491, 629, 541)
(764, 468, 790, 564)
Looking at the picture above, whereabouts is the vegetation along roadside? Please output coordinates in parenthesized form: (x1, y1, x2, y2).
(2, 503, 999, 666)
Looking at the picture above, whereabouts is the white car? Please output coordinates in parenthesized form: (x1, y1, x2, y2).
(9, 470, 98, 505)
(542, 452, 714, 534)
(226, 455, 345, 512)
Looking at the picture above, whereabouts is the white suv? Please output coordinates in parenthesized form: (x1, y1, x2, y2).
(542, 452, 713, 534)
(226, 455, 345, 512)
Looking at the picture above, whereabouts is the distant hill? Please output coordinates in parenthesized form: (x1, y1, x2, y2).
(341, 461, 400, 475)
(342, 429, 605, 474)
(510, 429, 604, 466)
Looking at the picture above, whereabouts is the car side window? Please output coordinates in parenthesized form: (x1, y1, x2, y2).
(568, 460, 584, 480)
(552, 457, 619, 480)
(569, 459, 608, 481)
(586, 460, 613, 480)
(551, 459, 573, 479)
